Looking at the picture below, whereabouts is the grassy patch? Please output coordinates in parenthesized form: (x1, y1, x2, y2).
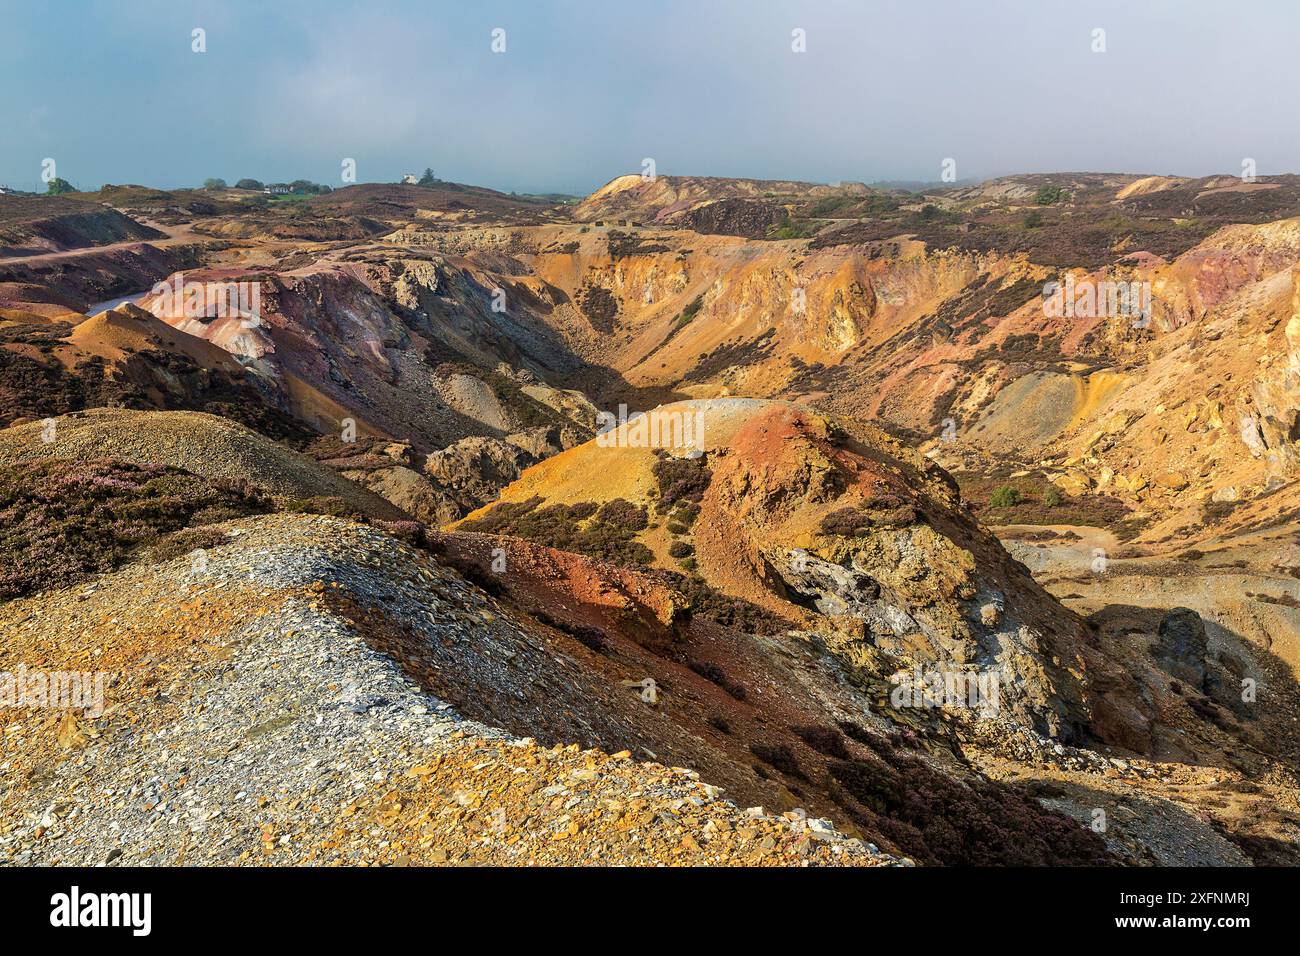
(675, 294, 705, 327)
(766, 219, 823, 240)
(989, 485, 1022, 508)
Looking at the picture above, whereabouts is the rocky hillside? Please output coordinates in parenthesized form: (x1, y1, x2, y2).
(457, 399, 1154, 743)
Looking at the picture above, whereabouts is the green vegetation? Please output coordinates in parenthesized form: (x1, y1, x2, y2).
(1033, 184, 1069, 205)
(234, 178, 263, 190)
(203, 178, 228, 190)
(989, 486, 1022, 508)
(675, 294, 706, 327)
(805, 195, 858, 218)
(955, 473, 1139, 534)
(767, 219, 822, 240)
(45, 177, 76, 195)
(1022, 210, 1044, 229)
(801, 192, 904, 220)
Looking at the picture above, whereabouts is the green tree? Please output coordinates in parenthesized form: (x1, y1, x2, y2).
(234, 178, 263, 190)
(287, 179, 330, 195)
(1033, 184, 1068, 205)
(45, 177, 75, 195)
(418, 167, 438, 186)
(202, 178, 227, 190)
(989, 486, 1022, 508)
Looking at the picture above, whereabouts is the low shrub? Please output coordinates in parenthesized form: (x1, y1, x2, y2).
(792, 724, 851, 759)
(0, 458, 272, 600)
(989, 485, 1022, 508)
(687, 658, 748, 700)
(749, 742, 806, 780)
(654, 569, 794, 635)
(652, 453, 711, 512)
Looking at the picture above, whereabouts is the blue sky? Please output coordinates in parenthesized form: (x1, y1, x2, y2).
(3, 0, 1298, 194)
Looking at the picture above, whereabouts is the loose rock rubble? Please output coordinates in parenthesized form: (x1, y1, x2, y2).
(0, 514, 892, 867)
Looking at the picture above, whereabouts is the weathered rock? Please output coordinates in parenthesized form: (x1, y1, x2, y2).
(776, 550, 882, 619)
(423, 436, 539, 520)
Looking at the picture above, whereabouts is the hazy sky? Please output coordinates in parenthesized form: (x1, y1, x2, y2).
(3, 0, 1299, 195)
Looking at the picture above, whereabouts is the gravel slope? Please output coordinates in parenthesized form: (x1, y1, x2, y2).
(0, 513, 892, 867)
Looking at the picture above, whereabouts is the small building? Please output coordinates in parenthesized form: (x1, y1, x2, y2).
(401, 174, 419, 185)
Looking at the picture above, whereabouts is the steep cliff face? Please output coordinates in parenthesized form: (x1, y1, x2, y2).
(515, 226, 1011, 414)
(1246, 264, 1300, 474)
(975, 221, 1300, 530)
(117, 200, 1289, 540)
(0, 303, 309, 441)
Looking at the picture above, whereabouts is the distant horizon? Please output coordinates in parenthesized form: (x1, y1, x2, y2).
(0, 166, 1286, 200)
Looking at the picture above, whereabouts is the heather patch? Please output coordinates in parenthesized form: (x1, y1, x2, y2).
(0, 458, 272, 600)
